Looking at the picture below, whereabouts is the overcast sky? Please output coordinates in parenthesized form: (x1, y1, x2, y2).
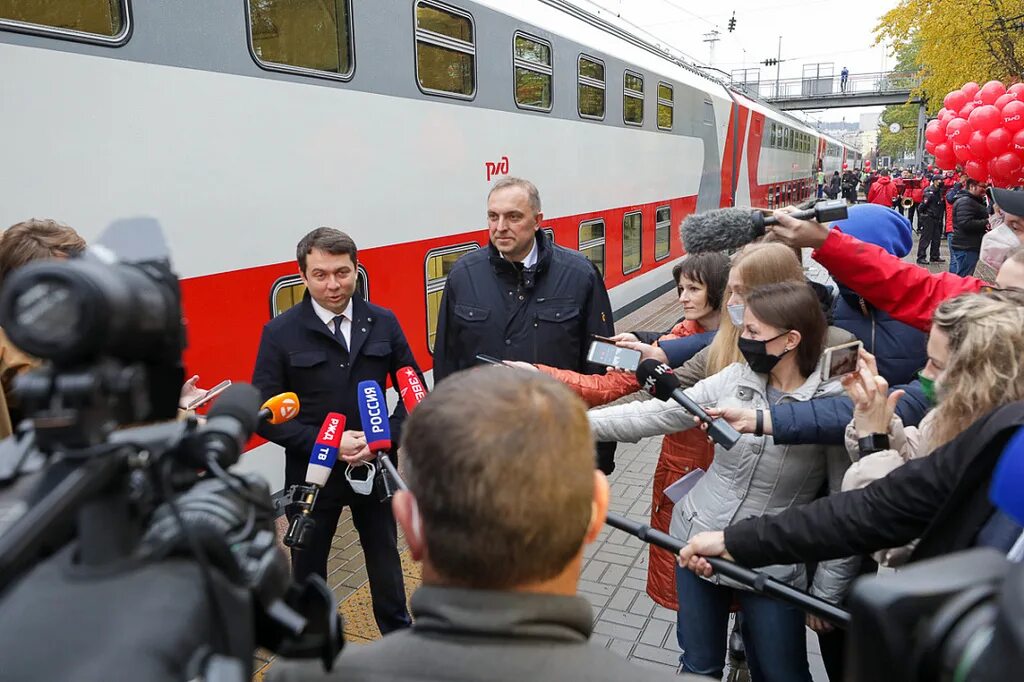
(568, 0, 904, 124)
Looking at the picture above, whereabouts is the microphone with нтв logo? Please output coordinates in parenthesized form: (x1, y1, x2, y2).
(636, 359, 741, 450)
(284, 411, 345, 549)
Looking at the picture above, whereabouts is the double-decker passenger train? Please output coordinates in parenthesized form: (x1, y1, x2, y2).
(0, 0, 860, 488)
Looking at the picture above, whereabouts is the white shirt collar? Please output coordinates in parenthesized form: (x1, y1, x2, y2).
(310, 295, 354, 327)
(501, 235, 539, 269)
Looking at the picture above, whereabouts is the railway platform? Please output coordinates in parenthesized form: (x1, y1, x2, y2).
(256, 231, 953, 681)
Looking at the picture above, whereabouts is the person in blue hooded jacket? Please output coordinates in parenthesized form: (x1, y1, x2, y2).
(825, 204, 928, 387)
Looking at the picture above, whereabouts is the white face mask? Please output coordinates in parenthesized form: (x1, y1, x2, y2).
(345, 462, 377, 496)
(981, 224, 1021, 271)
(727, 304, 745, 327)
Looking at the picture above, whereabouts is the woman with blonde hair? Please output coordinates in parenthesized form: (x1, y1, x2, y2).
(835, 289, 1024, 564)
(678, 289, 1024, 579)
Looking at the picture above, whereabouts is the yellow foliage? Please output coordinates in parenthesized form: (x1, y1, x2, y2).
(875, 0, 1024, 114)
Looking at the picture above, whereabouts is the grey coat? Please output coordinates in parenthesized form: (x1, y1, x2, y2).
(268, 586, 687, 682)
(588, 361, 859, 603)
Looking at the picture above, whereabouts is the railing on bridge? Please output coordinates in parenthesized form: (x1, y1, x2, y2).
(732, 71, 921, 102)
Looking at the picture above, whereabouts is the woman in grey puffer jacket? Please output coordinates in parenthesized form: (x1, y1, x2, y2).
(589, 282, 858, 682)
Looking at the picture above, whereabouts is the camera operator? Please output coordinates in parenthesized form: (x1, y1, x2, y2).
(270, 367, 690, 682)
(0, 218, 86, 436)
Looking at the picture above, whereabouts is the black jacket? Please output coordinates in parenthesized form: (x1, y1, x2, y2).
(433, 230, 614, 380)
(725, 402, 1024, 567)
(920, 184, 944, 220)
(252, 294, 422, 506)
(951, 192, 988, 251)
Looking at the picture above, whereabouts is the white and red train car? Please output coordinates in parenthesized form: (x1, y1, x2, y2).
(0, 0, 857, 488)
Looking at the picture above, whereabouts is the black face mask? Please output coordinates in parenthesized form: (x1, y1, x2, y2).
(738, 331, 792, 373)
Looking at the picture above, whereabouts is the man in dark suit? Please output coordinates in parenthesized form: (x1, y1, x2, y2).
(252, 227, 418, 634)
(432, 177, 618, 472)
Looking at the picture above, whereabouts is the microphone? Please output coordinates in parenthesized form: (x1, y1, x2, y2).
(284, 412, 345, 549)
(681, 200, 848, 253)
(396, 366, 427, 413)
(188, 383, 263, 467)
(604, 512, 850, 627)
(990, 426, 1024, 526)
(258, 392, 300, 424)
(357, 380, 395, 500)
(636, 359, 741, 450)
(304, 412, 345, 487)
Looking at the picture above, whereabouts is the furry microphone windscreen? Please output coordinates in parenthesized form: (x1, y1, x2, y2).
(680, 207, 761, 253)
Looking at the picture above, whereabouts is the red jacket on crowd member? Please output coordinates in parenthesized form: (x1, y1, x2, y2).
(867, 175, 899, 207)
(911, 178, 925, 204)
(536, 318, 713, 609)
(812, 229, 984, 332)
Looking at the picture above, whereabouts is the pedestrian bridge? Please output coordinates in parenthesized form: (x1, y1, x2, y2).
(733, 71, 923, 110)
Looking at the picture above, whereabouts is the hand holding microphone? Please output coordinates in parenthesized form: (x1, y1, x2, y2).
(681, 199, 846, 253)
(635, 359, 741, 450)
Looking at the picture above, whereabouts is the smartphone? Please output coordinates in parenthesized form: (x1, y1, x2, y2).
(587, 340, 642, 372)
(820, 340, 863, 382)
(475, 354, 507, 367)
(591, 334, 616, 343)
(185, 379, 232, 410)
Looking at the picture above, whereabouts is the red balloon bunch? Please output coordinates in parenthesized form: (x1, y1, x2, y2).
(926, 80, 1024, 187)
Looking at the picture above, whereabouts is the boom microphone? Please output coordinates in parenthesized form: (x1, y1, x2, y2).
(258, 392, 300, 424)
(396, 367, 427, 413)
(284, 412, 345, 549)
(357, 380, 395, 500)
(636, 359, 741, 450)
(604, 512, 850, 626)
(681, 199, 848, 253)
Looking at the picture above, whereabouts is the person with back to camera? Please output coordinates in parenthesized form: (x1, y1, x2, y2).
(269, 367, 693, 682)
(678, 289, 1024, 589)
(588, 282, 859, 682)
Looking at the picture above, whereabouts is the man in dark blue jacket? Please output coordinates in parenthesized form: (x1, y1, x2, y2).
(253, 227, 420, 635)
(432, 177, 616, 471)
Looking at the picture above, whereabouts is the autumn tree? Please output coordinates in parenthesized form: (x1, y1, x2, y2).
(877, 38, 922, 160)
(875, 0, 1024, 113)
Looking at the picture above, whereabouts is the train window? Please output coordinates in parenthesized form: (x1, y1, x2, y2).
(654, 206, 671, 261)
(578, 54, 605, 119)
(623, 70, 644, 126)
(774, 124, 783, 148)
(415, 1, 475, 98)
(270, 266, 368, 318)
(513, 32, 552, 111)
(783, 127, 791, 150)
(248, 0, 353, 78)
(622, 211, 642, 275)
(0, 0, 129, 42)
(425, 243, 479, 352)
(542, 227, 555, 243)
(578, 219, 606, 276)
(703, 99, 714, 125)
(657, 82, 673, 130)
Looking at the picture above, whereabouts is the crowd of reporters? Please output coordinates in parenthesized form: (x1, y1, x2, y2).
(1, 174, 1023, 681)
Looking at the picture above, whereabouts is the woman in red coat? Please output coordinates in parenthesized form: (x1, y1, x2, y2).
(524, 251, 729, 608)
(908, 176, 926, 229)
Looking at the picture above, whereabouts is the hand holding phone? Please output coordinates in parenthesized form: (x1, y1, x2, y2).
(185, 379, 232, 410)
(820, 341, 863, 382)
(587, 340, 642, 372)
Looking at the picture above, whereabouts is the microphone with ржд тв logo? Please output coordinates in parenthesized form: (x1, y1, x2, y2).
(284, 412, 345, 549)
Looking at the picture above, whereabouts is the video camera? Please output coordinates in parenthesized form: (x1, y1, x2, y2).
(0, 219, 342, 682)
